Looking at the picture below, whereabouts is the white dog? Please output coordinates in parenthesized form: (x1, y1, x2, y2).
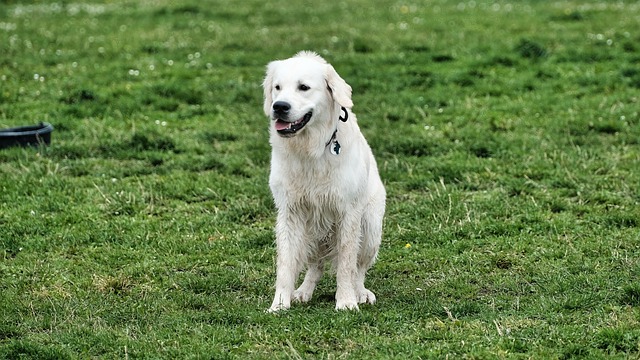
(262, 51, 386, 312)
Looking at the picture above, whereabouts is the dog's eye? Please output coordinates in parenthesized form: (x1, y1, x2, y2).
(298, 84, 310, 91)
(274, 85, 281, 91)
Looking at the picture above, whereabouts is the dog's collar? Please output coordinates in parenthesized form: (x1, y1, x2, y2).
(325, 107, 348, 155)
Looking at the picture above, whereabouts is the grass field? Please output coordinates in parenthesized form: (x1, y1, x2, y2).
(1, 0, 639, 358)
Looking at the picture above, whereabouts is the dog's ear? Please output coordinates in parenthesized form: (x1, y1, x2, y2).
(326, 64, 353, 109)
(262, 61, 279, 116)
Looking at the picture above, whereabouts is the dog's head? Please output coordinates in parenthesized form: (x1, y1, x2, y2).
(262, 51, 353, 137)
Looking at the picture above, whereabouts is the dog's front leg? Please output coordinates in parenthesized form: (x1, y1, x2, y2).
(335, 214, 362, 311)
(268, 209, 305, 313)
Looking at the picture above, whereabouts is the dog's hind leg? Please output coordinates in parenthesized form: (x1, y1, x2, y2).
(355, 268, 376, 305)
(293, 260, 324, 303)
(355, 198, 384, 305)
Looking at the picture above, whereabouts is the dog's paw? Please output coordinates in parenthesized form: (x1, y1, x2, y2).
(267, 297, 291, 313)
(266, 303, 289, 313)
(335, 288, 359, 311)
(357, 289, 376, 305)
(335, 301, 359, 311)
(292, 289, 313, 303)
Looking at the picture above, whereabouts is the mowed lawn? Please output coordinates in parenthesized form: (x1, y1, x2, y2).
(1, 0, 639, 358)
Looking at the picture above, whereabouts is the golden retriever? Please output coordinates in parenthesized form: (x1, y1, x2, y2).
(262, 51, 385, 311)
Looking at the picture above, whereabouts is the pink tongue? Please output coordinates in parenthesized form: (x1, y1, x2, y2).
(274, 120, 291, 131)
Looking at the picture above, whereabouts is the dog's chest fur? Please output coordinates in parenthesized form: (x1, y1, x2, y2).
(270, 147, 367, 214)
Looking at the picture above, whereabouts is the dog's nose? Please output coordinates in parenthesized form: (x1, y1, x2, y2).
(272, 101, 291, 115)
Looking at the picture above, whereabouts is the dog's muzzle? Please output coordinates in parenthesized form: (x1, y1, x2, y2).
(272, 101, 312, 136)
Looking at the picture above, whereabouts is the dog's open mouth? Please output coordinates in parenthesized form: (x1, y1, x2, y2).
(274, 111, 312, 136)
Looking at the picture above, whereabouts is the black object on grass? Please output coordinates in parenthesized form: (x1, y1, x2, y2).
(0, 122, 53, 149)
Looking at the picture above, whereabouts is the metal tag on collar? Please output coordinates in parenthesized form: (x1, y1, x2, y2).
(330, 139, 341, 155)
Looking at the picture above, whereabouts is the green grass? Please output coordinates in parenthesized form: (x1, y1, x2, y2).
(1, 0, 639, 358)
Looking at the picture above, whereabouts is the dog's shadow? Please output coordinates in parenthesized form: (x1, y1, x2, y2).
(314, 293, 336, 304)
